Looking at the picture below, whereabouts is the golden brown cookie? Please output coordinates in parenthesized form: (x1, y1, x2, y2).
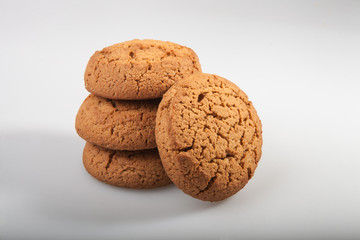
(84, 39, 202, 100)
(75, 94, 159, 151)
(83, 142, 172, 189)
(155, 73, 263, 201)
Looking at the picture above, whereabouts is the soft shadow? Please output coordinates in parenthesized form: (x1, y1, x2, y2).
(0, 131, 221, 224)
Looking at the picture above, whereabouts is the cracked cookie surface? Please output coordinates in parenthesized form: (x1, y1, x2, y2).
(155, 73, 263, 201)
(83, 143, 172, 189)
(85, 39, 202, 100)
(76, 94, 159, 151)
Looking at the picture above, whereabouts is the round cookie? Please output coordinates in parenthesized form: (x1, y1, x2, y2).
(83, 142, 172, 189)
(75, 94, 159, 151)
(155, 73, 263, 201)
(84, 39, 202, 100)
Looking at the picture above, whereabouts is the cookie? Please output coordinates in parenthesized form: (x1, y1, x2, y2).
(75, 94, 159, 151)
(84, 39, 202, 100)
(155, 73, 263, 201)
(83, 142, 172, 189)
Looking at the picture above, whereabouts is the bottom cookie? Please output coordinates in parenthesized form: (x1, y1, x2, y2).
(83, 142, 172, 189)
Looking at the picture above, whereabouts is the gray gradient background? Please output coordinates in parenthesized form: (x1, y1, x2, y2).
(1, 0, 359, 239)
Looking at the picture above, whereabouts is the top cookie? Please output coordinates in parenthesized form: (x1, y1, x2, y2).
(155, 73, 263, 201)
(84, 39, 202, 100)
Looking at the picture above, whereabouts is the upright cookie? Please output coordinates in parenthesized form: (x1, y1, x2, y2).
(84, 39, 202, 100)
(76, 94, 159, 151)
(83, 143, 172, 189)
(156, 73, 263, 201)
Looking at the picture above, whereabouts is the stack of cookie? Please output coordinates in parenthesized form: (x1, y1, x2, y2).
(76, 39, 263, 201)
(75, 39, 202, 189)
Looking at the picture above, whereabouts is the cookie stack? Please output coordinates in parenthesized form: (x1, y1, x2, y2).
(77, 39, 263, 201)
(75, 40, 202, 189)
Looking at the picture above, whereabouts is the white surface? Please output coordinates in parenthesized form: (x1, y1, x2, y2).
(1, 0, 360, 239)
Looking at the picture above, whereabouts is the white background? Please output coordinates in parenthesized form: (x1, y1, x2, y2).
(1, 0, 360, 239)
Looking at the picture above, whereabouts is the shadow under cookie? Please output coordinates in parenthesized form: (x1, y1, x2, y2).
(1, 131, 222, 226)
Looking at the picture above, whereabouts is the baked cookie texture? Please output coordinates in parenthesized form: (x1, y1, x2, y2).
(85, 39, 202, 100)
(83, 143, 172, 189)
(155, 73, 263, 201)
(75, 94, 159, 151)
